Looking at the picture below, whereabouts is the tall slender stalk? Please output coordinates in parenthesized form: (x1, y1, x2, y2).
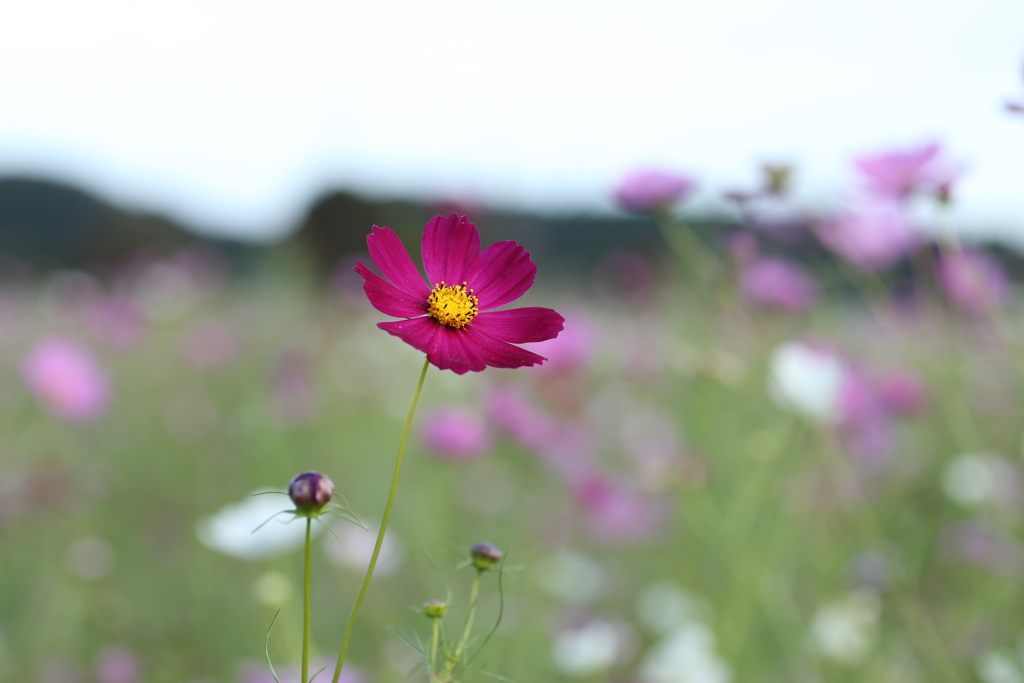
(301, 518, 312, 683)
(331, 357, 431, 683)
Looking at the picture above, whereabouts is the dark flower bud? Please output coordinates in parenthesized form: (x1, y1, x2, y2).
(470, 542, 502, 571)
(288, 472, 334, 515)
(423, 599, 448, 618)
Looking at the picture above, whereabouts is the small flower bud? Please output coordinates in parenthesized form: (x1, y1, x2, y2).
(470, 542, 502, 571)
(288, 472, 334, 515)
(423, 599, 448, 618)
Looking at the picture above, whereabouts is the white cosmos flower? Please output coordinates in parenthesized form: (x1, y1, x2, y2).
(942, 453, 1014, 507)
(810, 591, 880, 665)
(197, 491, 311, 560)
(552, 619, 628, 677)
(768, 341, 847, 423)
(639, 623, 731, 683)
(323, 518, 403, 576)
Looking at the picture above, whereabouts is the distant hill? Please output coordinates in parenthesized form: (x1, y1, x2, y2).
(0, 177, 243, 271)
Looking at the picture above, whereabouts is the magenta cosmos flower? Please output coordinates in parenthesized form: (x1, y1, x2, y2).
(355, 214, 564, 374)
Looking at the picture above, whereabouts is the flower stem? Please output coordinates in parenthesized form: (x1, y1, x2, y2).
(331, 357, 431, 683)
(430, 616, 440, 676)
(442, 570, 482, 678)
(302, 517, 312, 683)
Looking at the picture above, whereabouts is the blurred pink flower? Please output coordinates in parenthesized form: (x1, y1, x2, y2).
(529, 312, 596, 375)
(573, 474, 664, 543)
(486, 385, 556, 451)
(876, 369, 928, 416)
(940, 520, 1023, 575)
(271, 351, 319, 426)
(94, 645, 139, 683)
(420, 406, 493, 461)
(181, 320, 241, 369)
(614, 170, 696, 213)
(740, 257, 819, 313)
(853, 141, 960, 200)
(87, 297, 146, 349)
(830, 366, 897, 469)
(22, 338, 110, 421)
(817, 201, 920, 270)
(937, 249, 1007, 314)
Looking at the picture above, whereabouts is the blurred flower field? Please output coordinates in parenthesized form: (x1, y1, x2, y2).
(4, 144, 1024, 683)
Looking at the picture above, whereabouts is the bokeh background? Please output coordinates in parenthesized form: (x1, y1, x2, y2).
(3, 2, 1024, 682)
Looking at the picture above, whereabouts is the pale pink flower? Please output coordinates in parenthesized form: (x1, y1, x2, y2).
(572, 474, 664, 543)
(485, 385, 556, 451)
(94, 645, 139, 683)
(614, 170, 696, 213)
(181, 320, 240, 369)
(529, 312, 596, 375)
(937, 249, 1007, 314)
(817, 201, 920, 271)
(837, 369, 897, 469)
(853, 141, 960, 200)
(420, 406, 493, 461)
(22, 338, 110, 421)
(940, 520, 1023, 576)
(740, 257, 819, 313)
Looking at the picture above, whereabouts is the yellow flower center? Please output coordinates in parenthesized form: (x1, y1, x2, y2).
(427, 281, 479, 328)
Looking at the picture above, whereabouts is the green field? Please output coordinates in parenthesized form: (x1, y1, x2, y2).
(2, 230, 1023, 683)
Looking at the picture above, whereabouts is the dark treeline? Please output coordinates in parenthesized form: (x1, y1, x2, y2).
(2, 176, 1022, 286)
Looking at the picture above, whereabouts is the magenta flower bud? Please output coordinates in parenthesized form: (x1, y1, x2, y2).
(423, 599, 448, 618)
(470, 542, 503, 571)
(288, 472, 334, 515)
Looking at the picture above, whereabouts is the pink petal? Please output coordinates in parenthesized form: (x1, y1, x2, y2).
(355, 262, 429, 318)
(471, 308, 565, 343)
(378, 318, 487, 374)
(466, 241, 537, 310)
(421, 214, 481, 288)
(462, 326, 549, 370)
(366, 225, 430, 298)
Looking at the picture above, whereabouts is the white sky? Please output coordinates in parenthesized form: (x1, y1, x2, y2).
(1, 0, 1022, 243)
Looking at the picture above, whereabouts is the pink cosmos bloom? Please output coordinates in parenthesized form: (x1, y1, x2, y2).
(355, 214, 564, 374)
(853, 141, 960, 199)
(572, 473, 664, 543)
(816, 201, 920, 271)
(420, 406, 493, 461)
(740, 257, 819, 313)
(876, 369, 928, 416)
(614, 170, 696, 213)
(837, 369, 898, 469)
(937, 248, 1007, 314)
(94, 645, 140, 683)
(529, 311, 596, 375)
(485, 385, 557, 451)
(22, 338, 110, 421)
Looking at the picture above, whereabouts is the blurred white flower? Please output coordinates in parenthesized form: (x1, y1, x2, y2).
(197, 492, 308, 560)
(636, 583, 706, 635)
(977, 651, 1024, 683)
(639, 623, 731, 683)
(810, 591, 880, 665)
(535, 548, 606, 605)
(252, 571, 292, 607)
(552, 619, 630, 677)
(323, 518, 403, 576)
(768, 342, 846, 423)
(67, 536, 116, 580)
(943, 453, 1016, 507)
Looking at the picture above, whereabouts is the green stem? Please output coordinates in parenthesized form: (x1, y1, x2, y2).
(331, 357, 431, 683)
(430, 617, 440, 677)
(302, 517, 312, 683)
(442, 570, 481, 678)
